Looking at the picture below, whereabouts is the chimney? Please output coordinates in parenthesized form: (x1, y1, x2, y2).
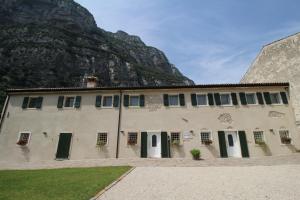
(85, 75, 98, 88)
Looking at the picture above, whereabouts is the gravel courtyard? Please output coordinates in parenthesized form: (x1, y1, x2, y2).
(98, 165, 300, 200)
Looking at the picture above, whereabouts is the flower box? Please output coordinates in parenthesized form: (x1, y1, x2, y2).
(203, 140, 213, 145)
(255, 140, 265, 145)
(281, 137, 291, 144)
(127, 140, 137, 145)
(172, 140, 180, 145)
(16, 140, 27, 146)
(96, 141, 107, 146)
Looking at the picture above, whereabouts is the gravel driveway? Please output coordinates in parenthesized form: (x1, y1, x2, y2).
(97, 165, 300, 200)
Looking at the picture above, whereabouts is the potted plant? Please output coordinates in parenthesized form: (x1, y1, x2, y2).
(204, 140, 213, 145)
(172, 140, 180, 145)
(190, 149, 201, 160)
(255, 139, 265, 145)
(281, 137, 291, 144)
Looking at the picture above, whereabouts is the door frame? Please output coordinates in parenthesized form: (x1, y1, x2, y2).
(223, 130, 242, 158)
(146, 130, 162, 158)
(55, 132, 73, 160)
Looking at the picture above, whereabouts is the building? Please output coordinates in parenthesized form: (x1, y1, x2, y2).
(0, 82, 299, 162)
(241, 32, 300, 129)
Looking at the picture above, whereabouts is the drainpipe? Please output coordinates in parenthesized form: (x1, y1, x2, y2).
(0, 95, 10, 133)
(116, 90, 123, 158)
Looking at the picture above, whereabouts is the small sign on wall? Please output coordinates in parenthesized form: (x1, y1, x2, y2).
(183, 131, 193, 140)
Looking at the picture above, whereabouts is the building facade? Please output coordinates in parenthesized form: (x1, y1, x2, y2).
(0, 83, 299, 163)
(241, 32, 300, 129)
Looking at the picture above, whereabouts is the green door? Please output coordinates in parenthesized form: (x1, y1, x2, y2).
(161, 132, 170, 158)
(218, 131, 228, 158)
(238, 131, 250, 158)
(141, 132, 147, 158)
(56, 133, 72, 159)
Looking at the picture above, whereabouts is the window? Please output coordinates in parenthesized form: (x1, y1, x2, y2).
(279, 130, 291, 144)
(196, 94, 207, 106)
(246, 93, 257, 105)
(64, 97, 75, 107)
(220, 94, 231, 105)
(200, 132, 212, 145)
(102, 96, 113, 107)
(129, 96, 140, 107)
(152, 135, 157, 147)
(28, 97, 39, 108)
(253, 131, 264, 144)
(17, 132, 30, 146)
(128, 132, 138, 145)
(169, 95, 179, 106)
(171, 132, 180, 144)
(270, 93, 281, 104)
(96, 133, 108, 146)
(228, 134, 234, 146)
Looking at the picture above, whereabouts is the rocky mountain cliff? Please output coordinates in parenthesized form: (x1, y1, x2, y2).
(0, 0, 193, 110)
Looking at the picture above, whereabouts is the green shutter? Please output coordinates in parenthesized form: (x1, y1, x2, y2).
(123, 95, 129, 107)
(218, 131, 228, 158)
(161, 132, 170, 158)
(56, 133, 72, 159)
(263, 92, 272, 105)
(239, 92, 247, 105)
(231, 93, 238, 105)
(214, 93, 221, 105)
(95, 95, 102, 107)
(113, 95, 119, 107)
(57, 96, 64, 108)
(179, 94, 185, 106)
(208, 93, 214, 106)
(36, 97, 43, 109)
(163, 94, 169, 106)
(256, 92, 264, 105)
(22, 97, 29, 109)
(191, 93, 197, 106)
(238, 131, 249, 158)
(280, 92, 288, 104)
(139, 95, 145, 107)
(74, 96, 81, 108)
(141, 132, 147, 158)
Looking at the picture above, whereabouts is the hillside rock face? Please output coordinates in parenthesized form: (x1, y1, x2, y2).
(241, 32, 300, 127)
(0, 0, 193, 109)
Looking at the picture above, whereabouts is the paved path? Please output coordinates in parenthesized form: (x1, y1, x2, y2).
(97, 165, 300, 200)
(1, 154, 300, 170)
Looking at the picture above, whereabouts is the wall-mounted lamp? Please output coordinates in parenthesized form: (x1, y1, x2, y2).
(120, 131, 125, 134)
(269, 129, 274, 134)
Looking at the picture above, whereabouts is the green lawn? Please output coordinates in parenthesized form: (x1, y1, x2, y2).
(0, 166, 131, 200)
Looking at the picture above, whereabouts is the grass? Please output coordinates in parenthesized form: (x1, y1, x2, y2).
(0, 166, 132, 200)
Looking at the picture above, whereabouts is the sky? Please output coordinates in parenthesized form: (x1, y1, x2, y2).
(76, 0, 300, 84)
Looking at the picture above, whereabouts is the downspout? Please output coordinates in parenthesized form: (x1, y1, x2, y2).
(116, 90, 123, 158)
(0, 95, 10, 133)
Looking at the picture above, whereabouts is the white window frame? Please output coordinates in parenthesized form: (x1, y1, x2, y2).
(168, 94, 180, 107)
(127, 132, 138, 145)
(253, 131, 265, 145)
(63, 96, 76, 108)
(129, 95, 140, 108)
(245, 93, 258, 105)
(200, 131, 213, 145)
(196, 93, 208, 106)
(220, 93, 232, 106)
(269, 92, 282, 105)
(17, 131, 31, 146)
(278, 130, 292, 145)
(102, 95, 114, 108)
(96, 132, 108, 146)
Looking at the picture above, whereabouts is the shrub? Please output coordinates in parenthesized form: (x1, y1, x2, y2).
(190, 149, 201, 160)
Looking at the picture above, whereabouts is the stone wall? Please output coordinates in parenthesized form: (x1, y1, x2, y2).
(241, 32, 300, 127)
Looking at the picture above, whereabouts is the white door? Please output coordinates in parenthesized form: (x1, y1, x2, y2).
(147, 132, 161, 158)
(225, 131, 241, 157)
